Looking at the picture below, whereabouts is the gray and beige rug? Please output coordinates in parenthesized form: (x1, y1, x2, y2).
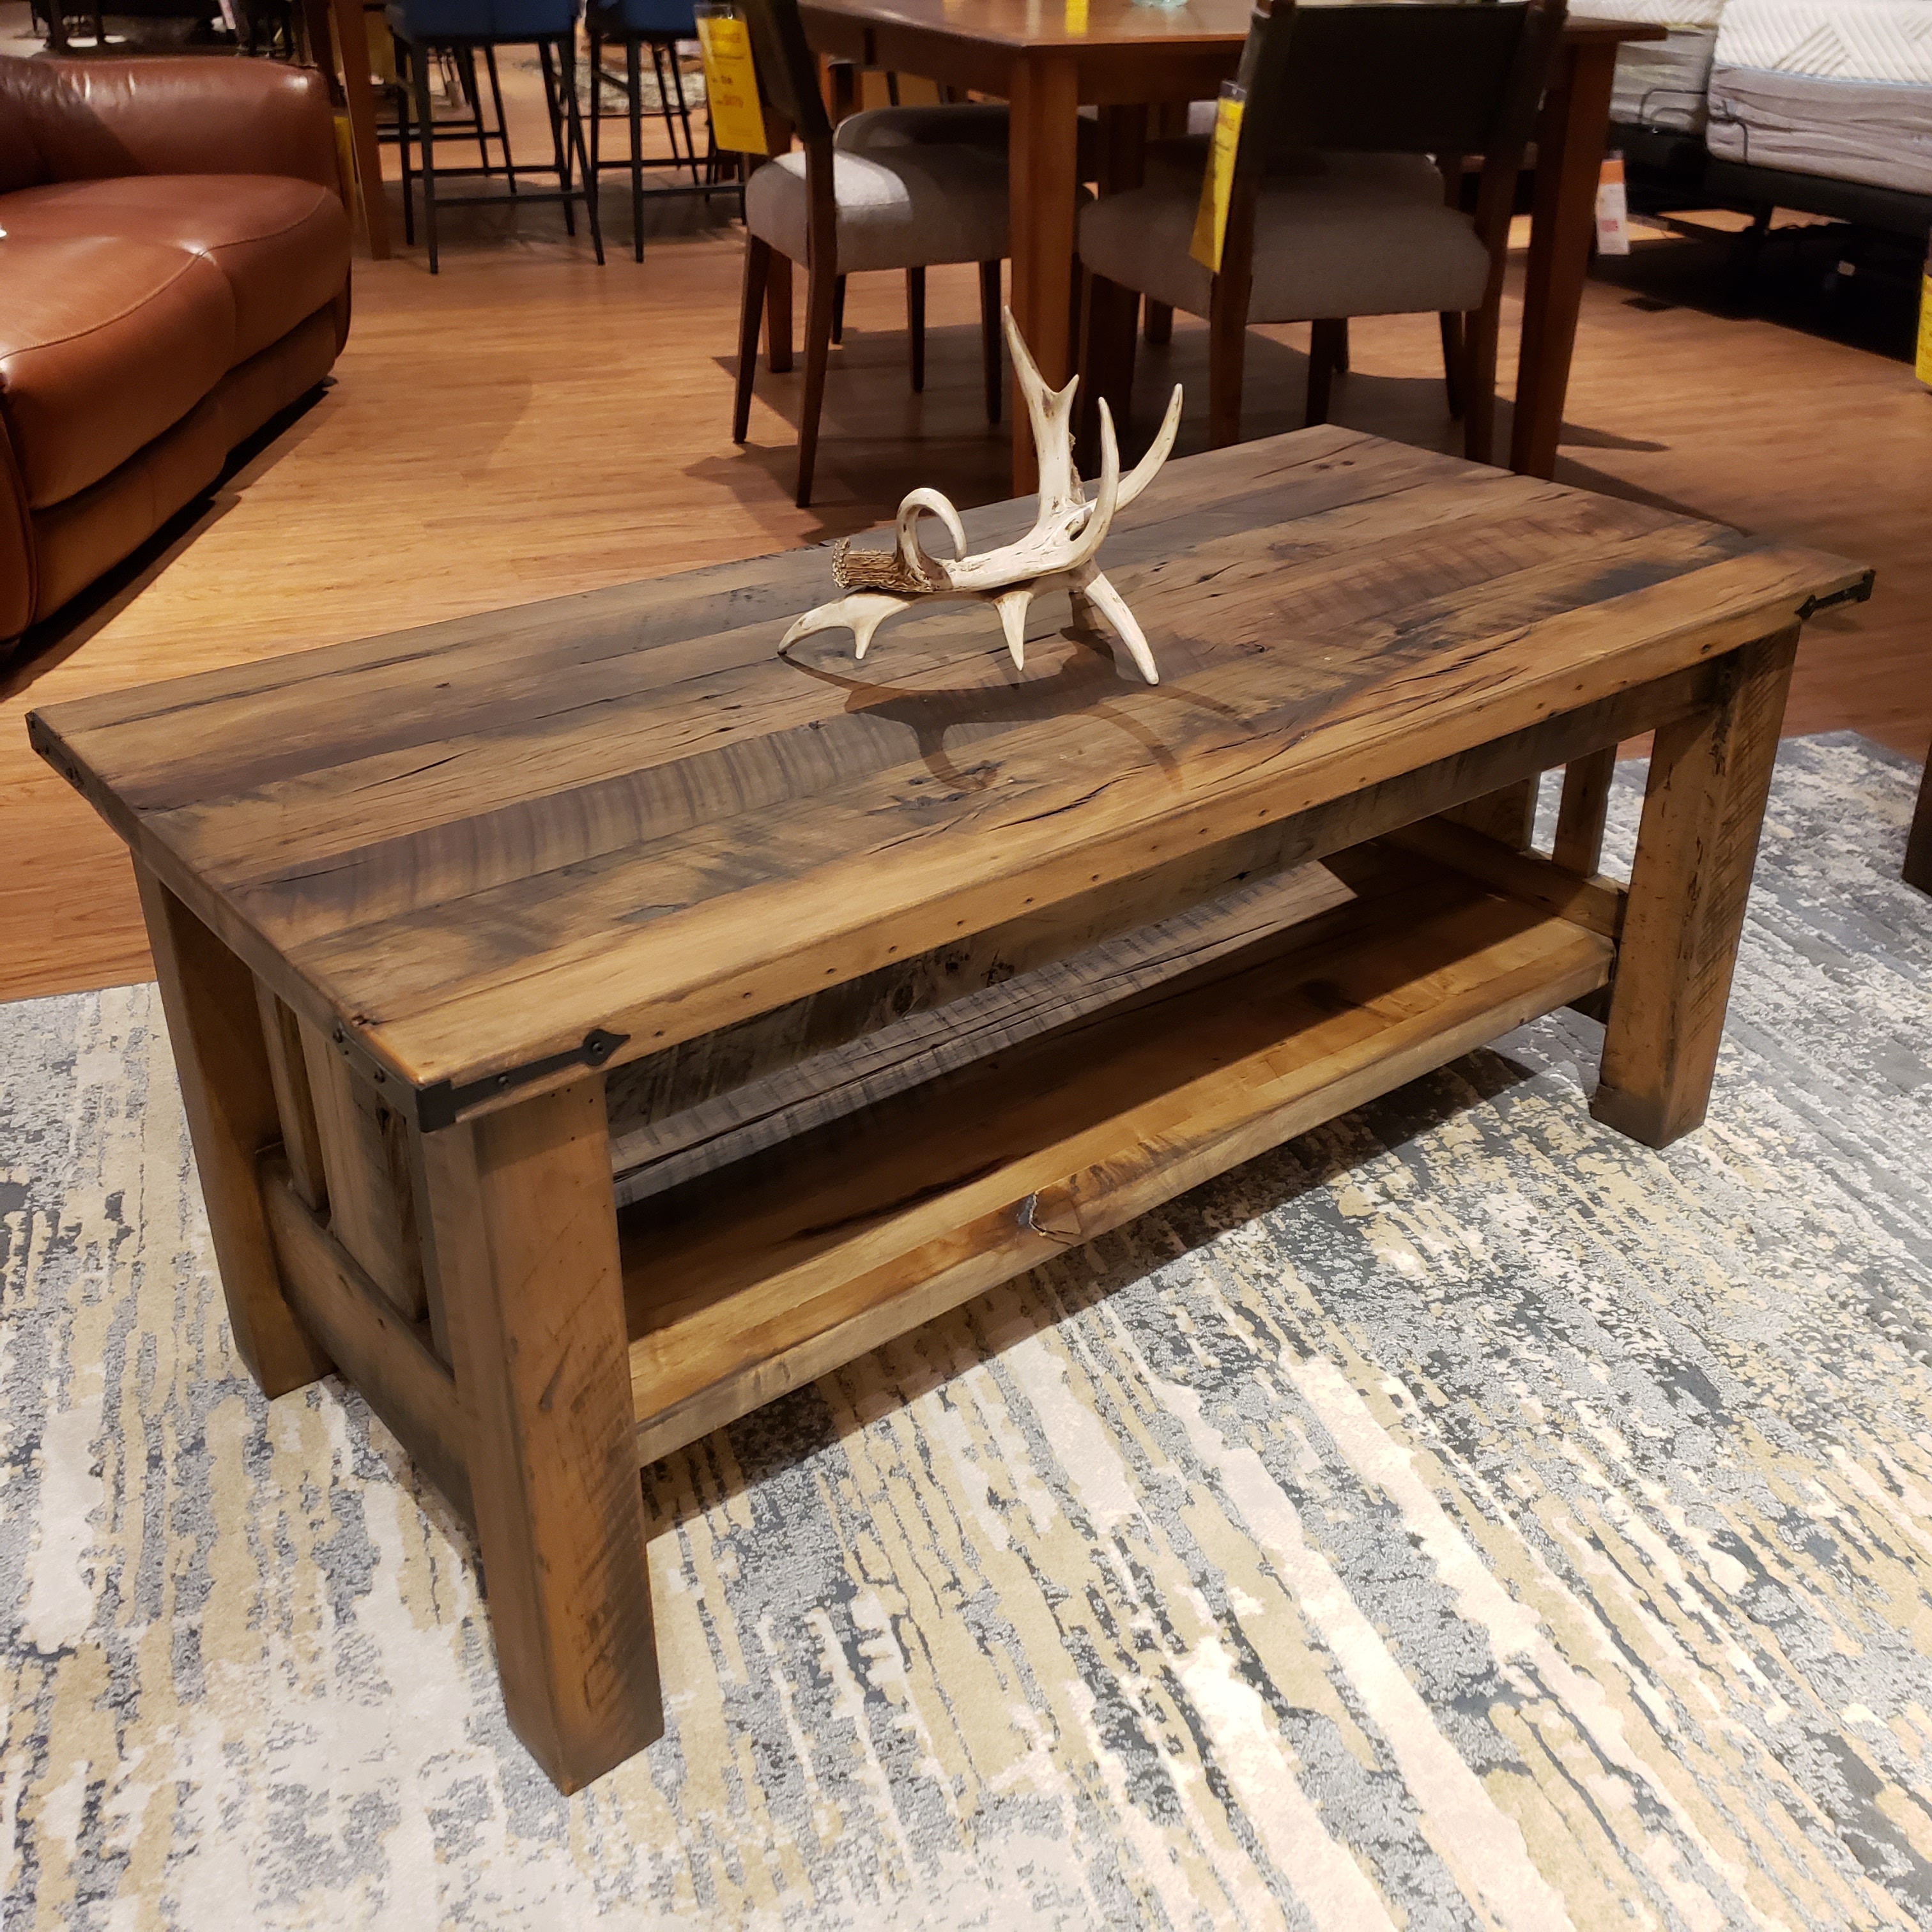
(3, 734, 1929, 1931)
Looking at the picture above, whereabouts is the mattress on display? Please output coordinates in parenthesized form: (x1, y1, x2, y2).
(1572, 1, 1729, 132)
(1708, 0, 1932, 195)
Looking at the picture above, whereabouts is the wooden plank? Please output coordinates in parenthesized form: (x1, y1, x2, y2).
(1592, 626, 1800, 1148)
(625, 883, 1614, 1463)
(1445, 779, 1538, 849)
(134, 861, 332, 1399)
(255, 982, 329, 1213)
(1553, 747, 1618, 877)
(297, 1020, 428, 1324)
(1383, 816, 1626, 938)
(612, 859, 1364, 1200)
(260, 1156, 471, 1524)
(605, 822, 1360, 1160)
(415, 1080, 662, 1793)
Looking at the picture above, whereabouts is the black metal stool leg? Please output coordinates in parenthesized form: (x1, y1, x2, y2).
(413, 40, 440, 272)
(560, 35, 604, 263)
(629, 39, 646, 260)
(666, 41, 700, 188)
(397, 61, 416, 246)
(458, 47, 491, 174)
(484, 45, 517, 193)
(538, 39, 576, 234)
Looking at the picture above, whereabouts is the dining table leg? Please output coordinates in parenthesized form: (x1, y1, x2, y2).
(330, 0, 392, 259)
(1509, 34, 1618, 479)
(1006, 53, 1082, 493)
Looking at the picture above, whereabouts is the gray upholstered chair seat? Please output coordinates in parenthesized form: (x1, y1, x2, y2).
(835, 101, 1103, 177)
(744, 146, 1009, 275)
(1078, 168, 1489, 323)
(833, 101, 1011, 153)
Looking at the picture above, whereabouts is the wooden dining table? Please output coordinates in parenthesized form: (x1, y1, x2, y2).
(795, 0, 1662, 492)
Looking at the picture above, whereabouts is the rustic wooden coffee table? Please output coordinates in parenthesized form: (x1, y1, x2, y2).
(30, 428, 1867, 1793)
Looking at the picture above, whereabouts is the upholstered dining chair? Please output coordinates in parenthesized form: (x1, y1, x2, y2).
(1079, 0, 1567, 462)
(388, 0, 604, 273)
(729, 0, 1010, 506)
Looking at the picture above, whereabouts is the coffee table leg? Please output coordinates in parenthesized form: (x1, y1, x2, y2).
(415, 1075, 662, 1792)
(1905, 751, 1932, 893)
(135, 861, 332, 1397)
(1591, 625, 1798, 1147)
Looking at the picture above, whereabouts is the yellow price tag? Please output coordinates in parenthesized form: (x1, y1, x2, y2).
(1917, 272, 1932, 388)
(695, 6, 769, 157)
(1064, 0, 1089, 33)
(1189, 87, 1245, 273)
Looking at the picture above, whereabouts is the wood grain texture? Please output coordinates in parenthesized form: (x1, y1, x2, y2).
(133, 862, 332, 1399)
(1592, 625, 1801, 1148)
(261, 1155, 471, 1523)
(255, 983, 330, 1214)
(624, 865, 1614, 1463)
(415, 1080, 662, 1793)
(297, 1018, 428, 1324)
(1554, 746, 1617, 877)
(31, 431, 1862, 1125)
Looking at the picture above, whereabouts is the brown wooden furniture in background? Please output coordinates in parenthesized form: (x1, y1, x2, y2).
(795, 0, 1662, 491)
(29, 426, 1863, 1791)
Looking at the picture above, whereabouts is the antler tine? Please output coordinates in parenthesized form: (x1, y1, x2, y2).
(1116, 383, 1183, 512)
(895, 486, 969, 583)
(1062, 396, 1122, 572)
(1001, 307, 1082, 516)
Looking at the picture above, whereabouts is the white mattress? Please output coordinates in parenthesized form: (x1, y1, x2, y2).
(1713, 0, 1932, 84)
(1708, 0, 1932, 194)
(1571, 0, 1728, 29)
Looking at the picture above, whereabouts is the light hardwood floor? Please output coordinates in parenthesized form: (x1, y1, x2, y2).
(3, 183, 1926, 1003)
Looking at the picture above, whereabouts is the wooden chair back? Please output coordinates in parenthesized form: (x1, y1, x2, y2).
(734, 0, 832, 150)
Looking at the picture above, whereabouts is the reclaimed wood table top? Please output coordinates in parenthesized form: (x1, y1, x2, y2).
(30, 429, 1862, 1121)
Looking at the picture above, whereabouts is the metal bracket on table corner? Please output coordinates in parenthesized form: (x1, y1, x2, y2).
(412, 1028, 631, 1133)
(1797, 570, 1876, 623)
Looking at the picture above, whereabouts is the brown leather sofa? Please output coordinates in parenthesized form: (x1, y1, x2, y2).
(1, 55, 351, 642)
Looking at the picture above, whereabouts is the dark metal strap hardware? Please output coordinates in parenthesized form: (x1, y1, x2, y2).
(1797, 570, 1876, 622)
(415, 1028, 631, 1132)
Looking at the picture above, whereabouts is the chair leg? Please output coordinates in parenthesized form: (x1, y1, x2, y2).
(798, 253, 838, 507)
(1080, 270, 1137, 457)
(484, 46, 516, 193)
(831, 274, 846, 346)
(1306, 316, 1346, 427)
(1144, 297, 1172, 346)
(1461, 302, 1500, 465)
(1439, 312, 1466, 420)
(667, 42, 700, 188)
(459, 48, 491, 174)
(589, 32, 602, 183)
(560, 36, 604, 264)
(1207, 279, 1246, 449)
(397, 65, 415, 247)
(767, 255, 793, 373)
(1333, 316, 1350, 373)
(906, 266, 925, 394)
(733, 235, 772, 443)
(979, 259, 1002, 424)
(539, 40, 575, 234)
(629, 39, 645, 261)
(412, 43, 440, 273)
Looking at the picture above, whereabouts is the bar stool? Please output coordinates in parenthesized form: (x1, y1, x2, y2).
(388, 0, 604, 272)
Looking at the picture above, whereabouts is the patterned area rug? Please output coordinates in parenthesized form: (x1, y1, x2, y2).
(3, 734, 1929, 1931)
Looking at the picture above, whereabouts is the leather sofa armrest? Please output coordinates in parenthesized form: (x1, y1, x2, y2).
(0, 56, 341, 195)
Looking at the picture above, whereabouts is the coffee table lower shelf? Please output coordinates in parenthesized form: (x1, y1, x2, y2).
(618, 862, 1614, 1466)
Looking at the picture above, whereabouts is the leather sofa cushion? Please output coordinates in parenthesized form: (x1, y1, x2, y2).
(0, 234, 235, 509)
(0, 174, 349, 365)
